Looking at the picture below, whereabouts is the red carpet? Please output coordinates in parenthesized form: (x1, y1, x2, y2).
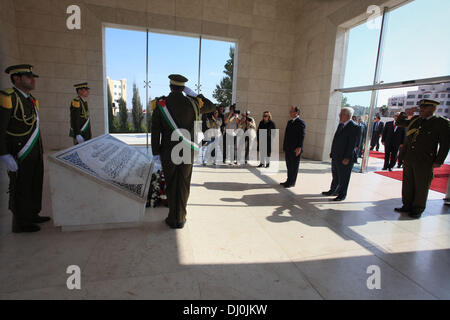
(369, 151, 386, 159)
(375, 164, 450, 194)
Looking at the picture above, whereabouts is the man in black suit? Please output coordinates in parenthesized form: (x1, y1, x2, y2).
(381, 112, 406, 171)
(280, 106, 306, 188)
(357, 116, 367, 158)
(322, 107, 359, 201)
(370, 115, 384, 151)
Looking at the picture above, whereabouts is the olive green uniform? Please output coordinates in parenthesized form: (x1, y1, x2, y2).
(151, 92, 215, 226)
(396, 113, 450, 214)
(0, 88, 44, 229)
(69, 96, 91, 144)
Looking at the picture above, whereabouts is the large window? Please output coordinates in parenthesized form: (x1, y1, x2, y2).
(105, 27, 236, 135)
(338, 0, 450, 172)
(379, 0, 450, 83)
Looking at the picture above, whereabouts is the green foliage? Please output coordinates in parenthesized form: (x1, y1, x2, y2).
(132, 83, 144, 132)
(213, 46, 234, 106)
(118, 97, 128, 132)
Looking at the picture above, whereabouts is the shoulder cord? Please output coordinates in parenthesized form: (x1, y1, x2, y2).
(6, 92, 36, 137)
(79, 99, 89, 119)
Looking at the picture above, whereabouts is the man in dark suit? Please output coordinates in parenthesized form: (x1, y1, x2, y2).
(280, 106, 306, 188)
(370, 115, 384, 151)
(357, 116, 367, 158)
(381, 112, 406, 171)
(322, 107, 359, 201)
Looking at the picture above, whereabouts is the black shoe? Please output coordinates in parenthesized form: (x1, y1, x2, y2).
(388, 167, 393, 171)
(265, 163, 270, 168)
(165, 218, 186, 229)
(12, 224, 41, 233)
(332, 196, 346, 201)
(397, 164, 402, 168)
(257, 163, 264, 168)
(408, 212, 422, 219)
(322, 190, 337, 196)
(394, 207, 410, 213)
(382, 167, 388, 170)
(280, 181, 289, 186)
(176, 221, 186, 229)
(283, 184, 293, 188)
(33, 216, 51, 223)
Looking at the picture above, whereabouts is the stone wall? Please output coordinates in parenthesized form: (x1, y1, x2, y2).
(1, 0, 406, 156)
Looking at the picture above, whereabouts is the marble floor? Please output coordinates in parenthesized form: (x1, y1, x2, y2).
(0, 152, 449, 300)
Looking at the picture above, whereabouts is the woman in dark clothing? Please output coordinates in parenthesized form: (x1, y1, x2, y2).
(257, 111, 276, 167)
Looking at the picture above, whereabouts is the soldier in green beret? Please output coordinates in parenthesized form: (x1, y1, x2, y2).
(151, 74, 216, 228)
(70, 82, 91, 144)
(395, 99, 450, 218)
(0, 64, 50, 233)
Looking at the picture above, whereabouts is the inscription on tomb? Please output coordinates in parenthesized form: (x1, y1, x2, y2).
(55, 135, 152, 199)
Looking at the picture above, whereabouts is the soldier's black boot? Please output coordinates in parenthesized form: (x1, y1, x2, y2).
(33, 215, 51, 223)
(394, 206, 410, 213)
(12, 222, 41, 233)
(408, 212, 422, 219)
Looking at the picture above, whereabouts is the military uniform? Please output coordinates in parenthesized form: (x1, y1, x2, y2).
(70, 82, 91, 144)
(396, 99, 450, 218)
(151, 75, 215, 228)
(0, 65, 46, 232)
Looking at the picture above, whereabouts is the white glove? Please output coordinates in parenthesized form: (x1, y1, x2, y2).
(153, 155, 161, 162)
(0, 154, 18, 172)
(183, 86, 198, 97)
(76, 135, 85, 144)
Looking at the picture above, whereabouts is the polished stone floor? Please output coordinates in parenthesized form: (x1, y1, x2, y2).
(0, 153, 449, 299)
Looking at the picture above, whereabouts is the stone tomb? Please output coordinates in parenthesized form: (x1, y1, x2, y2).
(48, 134, 153, 231)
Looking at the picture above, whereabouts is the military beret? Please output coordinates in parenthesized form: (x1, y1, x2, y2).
(5, 64, 39, 77)
(418, 99, 439, 107)
(74, 82, 90, 90)
(168, 74, 188, 86)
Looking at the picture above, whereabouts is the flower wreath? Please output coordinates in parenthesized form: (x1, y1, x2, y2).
(146, 169, 168, 208)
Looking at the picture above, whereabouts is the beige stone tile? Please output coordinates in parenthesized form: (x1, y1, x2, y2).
(146, 0, 175, 15)
(116, 0, 147, 12)
(229, 0, 255, 15)
(201, 21, 229, 38)
(203, 5, 229, 24)
(82, 223, 195, 282)
(147, 13, 176, 31)
(373, 239, 450, 299)
(0, 228, 103, 294)
(293, 248, 436, 299)
(194, 262, 322, 299)
(175, 17, 202, 34)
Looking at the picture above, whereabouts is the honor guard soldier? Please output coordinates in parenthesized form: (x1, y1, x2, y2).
(70, 82, 91, 144)
(0, 64, 50, 233)
(395, 99, 450, 218)
(151, 74, 216, 228)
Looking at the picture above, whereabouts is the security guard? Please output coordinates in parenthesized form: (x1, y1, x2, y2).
(151, 74, 215, 228)
(0, 64, 50, 233)
(70, 82, 91, 144)
(395, 99, 450, 218)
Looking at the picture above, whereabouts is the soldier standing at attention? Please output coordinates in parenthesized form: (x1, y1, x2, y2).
(70, 82, 91, 145)
(0, 64, 50, 233)
(151, 74, 215, 229)
(395, 99, 450, 219)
